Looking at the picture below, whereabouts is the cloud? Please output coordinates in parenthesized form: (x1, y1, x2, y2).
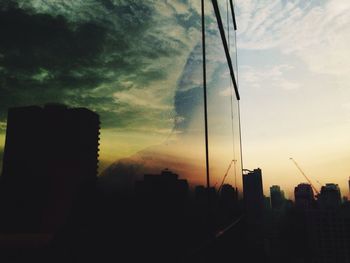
(236, 0, 350, 79)
(113, 88, 172, 111)
(237, 0, 316, 50)
(239, 64, 300, 91)
(219, 86, 232, 97)
(0, 0, 244, 185)
(0, 3, 107, 117)
(0, 0, 202, 135)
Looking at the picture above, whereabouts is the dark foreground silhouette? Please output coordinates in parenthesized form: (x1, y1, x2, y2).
(0, 105, 349, 263)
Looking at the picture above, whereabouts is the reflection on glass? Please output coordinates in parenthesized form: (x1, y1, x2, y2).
(204, 0, 242, 196)
(0, 1, 244, 261)
(0, 1, 242, 195)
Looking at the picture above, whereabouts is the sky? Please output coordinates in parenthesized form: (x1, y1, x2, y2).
(0, 0, 349, 198)
(236, 0, 350, 197)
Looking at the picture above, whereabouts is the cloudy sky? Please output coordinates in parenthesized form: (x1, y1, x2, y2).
(0, 0, 202, 164)
(0, 0, 349, 197)
(236, 0, 350, 197)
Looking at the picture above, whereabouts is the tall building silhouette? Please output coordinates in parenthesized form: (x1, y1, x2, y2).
(135, 168, 188, 203)
(294, 183, 315, 210)
(318, 183, 342, 209)
(0, 104, 100, 237)
(243, 168, 264, 219)
(220, 184, 237, 203)
(270, 185, 285, 210)
(306, 183, 350, 262)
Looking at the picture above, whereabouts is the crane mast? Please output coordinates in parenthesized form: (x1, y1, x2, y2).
(289, 157, 320, 195)
(218, 159, 236, 193)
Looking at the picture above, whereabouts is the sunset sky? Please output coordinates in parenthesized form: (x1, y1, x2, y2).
(237, 0, 350, 197)
(0, 0, 349, 198)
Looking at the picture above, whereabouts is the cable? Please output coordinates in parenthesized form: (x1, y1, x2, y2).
(201, 0, 210, 191)
(232, 0, 244, 184)
(227, 0, 237, 189)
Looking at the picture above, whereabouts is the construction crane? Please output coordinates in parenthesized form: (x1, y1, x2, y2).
(218, 159, 236, 193)
(289, 157, 320, 195)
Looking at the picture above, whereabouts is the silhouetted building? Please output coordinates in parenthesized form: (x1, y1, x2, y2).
(300, 183, 349, 262)
(195, 185, 206, 202)
(306, 207, 350, 262)
(220, 184, 236, 202)
(219, 184, 237, 212)
(243, 168, 264, 219)
(194, 185, 218, 207)
(0, 104, 100, 237)
(135, 168, 188, 203)
(264, 196, 271, 210)
(318, 183, 342, 209)
(270, 185, 285, 210)
(294, 183, 315, 210)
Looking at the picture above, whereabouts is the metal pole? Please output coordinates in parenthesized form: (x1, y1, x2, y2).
(201, 0, 210, 191)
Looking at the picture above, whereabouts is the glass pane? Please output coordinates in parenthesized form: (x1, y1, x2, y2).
(0, 1, 243, 261)
(205, 0, 243, 197)
(0, 1, 243, 207)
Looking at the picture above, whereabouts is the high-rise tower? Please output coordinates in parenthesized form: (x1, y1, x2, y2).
(318, 183, 342, 209)
(243, 168, 264, 219)
(270, 185, 285, 210)
(294, 183, 315, 209)
(0, 104, 100, 235)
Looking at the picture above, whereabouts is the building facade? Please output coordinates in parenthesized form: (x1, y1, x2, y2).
(0, 104, 100, 234)
(270, 185, 285, 210)
(243, 168, 264, 220)
(294, 183, 315, 210)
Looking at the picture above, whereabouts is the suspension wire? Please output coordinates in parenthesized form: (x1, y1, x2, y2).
(201, 0, 210, 191)
(217, 0, 237, 194)
(211, 0, 241, 198)
(231, 0, 238, 190)
(211, 0, 240, 100)
(227, 0, 237, 189)
(229, 0, 237, 30)
(232, 0, 245, 184)
(238, 100, 243, 186)
(227, 0, 234, 158)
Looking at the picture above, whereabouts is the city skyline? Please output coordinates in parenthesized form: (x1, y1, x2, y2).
(0, 1, 349, 262)
(0, 103, 349, 262)
(237, 0, 350, 197)
(0, 0, 349, 197)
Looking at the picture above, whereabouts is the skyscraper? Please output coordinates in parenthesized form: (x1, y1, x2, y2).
(270, 185, 285, 210)
(318, 183, 342, 209)
(294, 183, 315, 210)
(0, 104, 100, 235)
(306, 183, 350, 262)
(220, 184, 237, 203)
(135, 168, 189, 203)
(243, 168, 264, 219)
